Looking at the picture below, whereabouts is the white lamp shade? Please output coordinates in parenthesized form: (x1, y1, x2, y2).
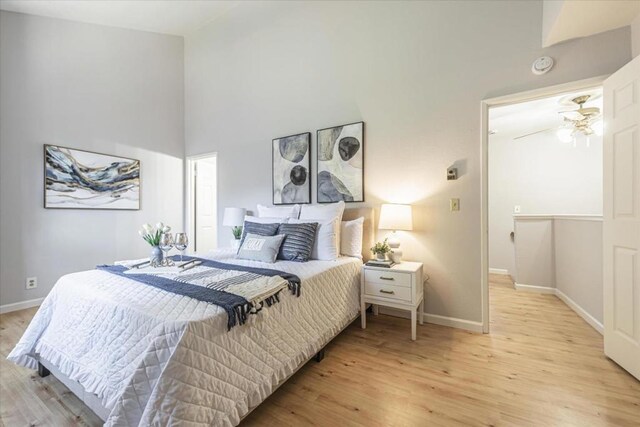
(222, 207, 246, 227)
(378, 204, 413, 231)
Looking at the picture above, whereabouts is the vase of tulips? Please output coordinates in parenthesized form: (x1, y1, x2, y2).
(139, 222, 171, 265)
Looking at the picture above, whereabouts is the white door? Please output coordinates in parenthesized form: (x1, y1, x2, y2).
(195, 157, 217, 253)
(603, 56, 640, 380)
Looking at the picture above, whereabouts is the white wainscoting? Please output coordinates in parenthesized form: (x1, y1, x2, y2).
(512, 215, 603, 334)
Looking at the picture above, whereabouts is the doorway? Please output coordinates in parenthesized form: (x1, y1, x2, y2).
(480, 76, 607, 334)
(187, 153, 218, 253)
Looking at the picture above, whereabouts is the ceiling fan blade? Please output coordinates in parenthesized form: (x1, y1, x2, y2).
(513, 128, 554, 140)
(559, 110, 584, 121)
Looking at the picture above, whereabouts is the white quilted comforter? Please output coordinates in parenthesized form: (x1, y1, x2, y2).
(8, 250, 362, 426)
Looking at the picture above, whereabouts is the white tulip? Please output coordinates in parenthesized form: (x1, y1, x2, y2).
(163, 226, 171, 233)
(138, 229, 145, 237)
(156, 222, 164, 230)
(142, 223, 153, 233)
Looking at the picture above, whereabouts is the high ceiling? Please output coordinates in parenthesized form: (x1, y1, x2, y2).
(0, 0, 239, 36)
(489, 88, 603, 142)
(542, 0, 640, 47)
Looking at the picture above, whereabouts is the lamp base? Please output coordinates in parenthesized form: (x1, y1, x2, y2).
(390, 248, 403, 263)
(388, 234, 401, 249)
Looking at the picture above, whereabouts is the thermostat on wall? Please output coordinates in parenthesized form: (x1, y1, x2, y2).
(531, 56, 554, 75)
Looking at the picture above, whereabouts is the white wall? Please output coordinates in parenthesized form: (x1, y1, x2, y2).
(489, 132, 603, 276)
(0, 11, 185, 307)
(512, 215, 603, 329)
(514, 218, 556, 288)
(554, 218, 603, 325)
(184, 1, 631, 325)
(632, 14, 640, 58)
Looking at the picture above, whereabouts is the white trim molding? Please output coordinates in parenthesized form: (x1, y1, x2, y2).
(555, 289, 604, 335)
(513, 214, 603, 222)
(0, 297, 44, 314)
(514, 283, 556, 294)
(489, 268, 510, 276)
(379, 307, 484, 333)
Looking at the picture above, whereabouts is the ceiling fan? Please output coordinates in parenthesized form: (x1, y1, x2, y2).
(513, 93, 602, 141)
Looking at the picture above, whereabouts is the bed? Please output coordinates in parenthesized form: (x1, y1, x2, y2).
(8, 208, 373, 426)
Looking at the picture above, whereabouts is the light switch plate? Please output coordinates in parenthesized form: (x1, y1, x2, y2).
(450, 198, 460, 212)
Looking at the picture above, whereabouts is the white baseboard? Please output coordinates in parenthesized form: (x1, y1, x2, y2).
(0, 297, 44, 314)
(378, 307, 483, 333)
(555, 289, 603, 335)
(514, 283, 556, 294)
(489, 268, 510, 276)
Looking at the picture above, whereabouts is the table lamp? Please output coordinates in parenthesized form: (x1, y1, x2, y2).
(378, 203, 413, 263)
(223, 207, 246, 250)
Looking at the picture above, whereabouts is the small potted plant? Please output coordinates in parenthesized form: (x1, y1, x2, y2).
(139, 222, 171, 265)
(371, 238, 391, 261)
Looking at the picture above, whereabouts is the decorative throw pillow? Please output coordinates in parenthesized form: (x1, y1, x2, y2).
(239, 221, 281, 250)
(299, 201, 345, 256)
(341, 217, 364, 258)
(290, 218, 340, 261)
(277, 222, 319, 262)
(299, 201, 345, 222)
(257, 204, 301, 219)
(243, 215, 289, 224)
(236, 233, 285, 263)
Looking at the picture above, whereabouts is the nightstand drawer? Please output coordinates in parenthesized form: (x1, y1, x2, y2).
(364, 269, 411, 288)
(364, 281, 412, 302)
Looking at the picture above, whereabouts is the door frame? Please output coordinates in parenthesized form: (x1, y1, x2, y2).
(480, 75, 607, 333)
(185, 152, 218, 253)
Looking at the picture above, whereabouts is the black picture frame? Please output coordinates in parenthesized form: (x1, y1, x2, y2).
(44, 144, 141, 210)
(272, 132, 311, 205)
(316, 121, 365, 203)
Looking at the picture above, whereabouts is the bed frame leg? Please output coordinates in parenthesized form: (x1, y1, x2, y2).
(37, 362, 50, 378)
(314, 348, 325, 363)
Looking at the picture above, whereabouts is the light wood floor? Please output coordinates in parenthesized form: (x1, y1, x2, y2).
(1, 275, 639, 426)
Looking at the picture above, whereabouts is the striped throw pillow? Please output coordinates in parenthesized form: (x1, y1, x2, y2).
(239, 221, 280, 250)
(277, 222, 318, 262)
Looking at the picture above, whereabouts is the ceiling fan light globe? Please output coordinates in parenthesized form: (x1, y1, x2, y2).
(592, 120, 603, 137)
(557, 128, 574, 143)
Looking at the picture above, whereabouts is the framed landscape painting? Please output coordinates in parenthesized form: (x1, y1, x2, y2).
(317, 121, 364, 203)
(44, 145, 140, 210)
(272, 132, 311, 205)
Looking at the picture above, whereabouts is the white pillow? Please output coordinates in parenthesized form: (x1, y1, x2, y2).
(257, 204, 300, 219)
(341, 217, 364, 258)
(299, 201, 345, 221)
(243, 215, 288, 224)
(290, 217, 340, 261)
(300, 202, 346, 254)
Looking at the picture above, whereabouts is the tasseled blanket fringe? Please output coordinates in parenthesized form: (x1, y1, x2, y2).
(227, 279, 300, 330)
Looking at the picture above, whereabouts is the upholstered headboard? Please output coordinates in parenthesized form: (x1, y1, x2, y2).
(343, 207, 375, 261)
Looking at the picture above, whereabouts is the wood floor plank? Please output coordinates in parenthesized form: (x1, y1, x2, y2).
(0, 275, 638, 426)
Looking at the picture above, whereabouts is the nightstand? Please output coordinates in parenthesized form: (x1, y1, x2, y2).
(360, 261, 424, 341)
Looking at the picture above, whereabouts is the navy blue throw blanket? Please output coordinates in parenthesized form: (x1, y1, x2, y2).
(97, 256, 301, 330)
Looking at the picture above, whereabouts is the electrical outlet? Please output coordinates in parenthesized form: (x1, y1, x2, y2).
(450, 198, 460, 212)
(26, 277, 37, 290)
(514, 205, 521, 213)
